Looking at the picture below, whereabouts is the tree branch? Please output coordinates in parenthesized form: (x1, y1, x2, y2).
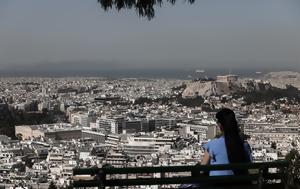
(97, 0, 195, 20)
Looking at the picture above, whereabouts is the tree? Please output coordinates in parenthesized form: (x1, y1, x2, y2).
(285, 149, 300, 188)
(65, 183, 73, 189)
(24, 156, 34, 168)
(16, 133, 23, 141)
(97, 0, 195, 19)
(48, 181, 57, 189)
(271, 141, 276, 149)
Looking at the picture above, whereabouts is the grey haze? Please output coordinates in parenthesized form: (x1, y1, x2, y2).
(0, 0, 300, 77)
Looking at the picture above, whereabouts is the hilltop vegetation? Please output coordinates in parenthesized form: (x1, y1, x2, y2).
(264, 71, 300, 89)
(135, 82, 300, 107)
(134, 95, 204, 107)
(285, 149, 300, 188)
(241, 85, 300, 104)
(0, 105, 67, 138)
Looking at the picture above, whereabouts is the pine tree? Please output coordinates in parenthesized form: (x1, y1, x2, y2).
(97, 0, 195, 20)
(48, 181, 57, 189)
(285, 149, 300, 188)
(271, 141, 276, 149)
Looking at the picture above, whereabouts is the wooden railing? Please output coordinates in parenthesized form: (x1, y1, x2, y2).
(73, 161, 289, 189)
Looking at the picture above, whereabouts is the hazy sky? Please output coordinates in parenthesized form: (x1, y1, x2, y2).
(0, 0, 300, 76)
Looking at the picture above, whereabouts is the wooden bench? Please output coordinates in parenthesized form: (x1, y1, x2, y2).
(73, 161, 289, 189)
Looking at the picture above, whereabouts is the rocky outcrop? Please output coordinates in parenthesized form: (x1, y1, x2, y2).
(242, 80, 271, 92)
(264, 71, 300, 89)
(182, 79, 272, 98)
(182, 81, 244, 98)
(182, 81, 214, 97)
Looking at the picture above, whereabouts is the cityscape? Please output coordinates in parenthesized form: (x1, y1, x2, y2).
(0, 72, 299, 188)
(1, 0, 300, 188)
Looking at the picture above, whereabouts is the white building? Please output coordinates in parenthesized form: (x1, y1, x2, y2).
(70, 112, 90, 128)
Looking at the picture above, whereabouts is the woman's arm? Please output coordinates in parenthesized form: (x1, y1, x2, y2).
(201, 150, 210, 165)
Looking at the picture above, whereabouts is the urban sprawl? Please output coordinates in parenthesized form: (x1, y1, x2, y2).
(0, 73, 299, 188)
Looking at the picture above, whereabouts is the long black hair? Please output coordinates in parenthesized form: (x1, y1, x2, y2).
(216, 108, 250, 175)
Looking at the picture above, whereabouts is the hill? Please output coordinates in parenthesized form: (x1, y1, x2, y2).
(264, 71, 300, 89)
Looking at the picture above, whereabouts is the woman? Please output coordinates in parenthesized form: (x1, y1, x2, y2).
(179, 108, 252, 188)
(202, 108, 252, 176)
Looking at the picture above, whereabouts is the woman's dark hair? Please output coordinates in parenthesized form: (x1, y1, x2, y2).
(216, 108, 250, 175)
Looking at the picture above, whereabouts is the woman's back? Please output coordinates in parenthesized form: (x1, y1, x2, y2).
(204, 136, 252, 176)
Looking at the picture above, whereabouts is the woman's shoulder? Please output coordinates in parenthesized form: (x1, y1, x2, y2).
(212, 135, 224, 142)
(204, 136, 224, 150)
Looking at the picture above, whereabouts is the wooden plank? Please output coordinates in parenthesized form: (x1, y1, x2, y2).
(73, 167, 99, 175)
(73, 180, 103, 187)
(104, 161, 288, 174)
(87, 175, 260, 186)
(72, 161, 288, 188)
(73, 161, 288, 175)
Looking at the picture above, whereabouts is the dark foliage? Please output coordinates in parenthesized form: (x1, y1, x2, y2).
(24, 156, 34, 168)
(134, 95, 204, 107)
(11, 162, 26, 172)
(285, 149, 300, 188)
(0, 106, 67, 138)
(171, 84, 187, 91)
(65, 183, 73, 189)
(177, 96, 204, 107)
(193, 77, 216, 82)
(134, 97, 154, 104)
(241, 85, 300, 104)
(48, 181, 57, 189)
(97, 0, 195, 19)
